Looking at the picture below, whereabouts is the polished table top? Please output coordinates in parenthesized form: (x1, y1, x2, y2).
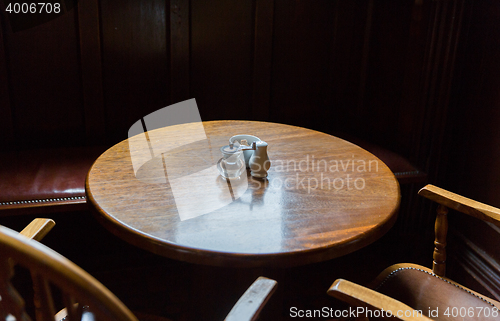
(86, 121, 400, 267)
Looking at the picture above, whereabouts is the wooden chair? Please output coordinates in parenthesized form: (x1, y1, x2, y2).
(0, 223, 277, 321)
(1, 218, 56, 320)
(14, 218, 56, 242)
(328, 184, 500, 320)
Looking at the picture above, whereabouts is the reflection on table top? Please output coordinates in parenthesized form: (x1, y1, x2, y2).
(86, 121, 400, 267)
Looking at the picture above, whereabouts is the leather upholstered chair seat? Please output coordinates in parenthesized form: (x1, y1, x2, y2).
(0, 146, 108, 215)
(371, 264, 498, 321)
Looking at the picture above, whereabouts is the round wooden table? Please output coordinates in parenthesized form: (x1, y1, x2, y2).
(86, 121, 400, 268)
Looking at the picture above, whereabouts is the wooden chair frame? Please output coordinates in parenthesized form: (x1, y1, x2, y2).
(327, 184, 500, 320)
(0, 220, 277, 321)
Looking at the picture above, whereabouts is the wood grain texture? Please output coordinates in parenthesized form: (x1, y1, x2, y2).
(16, 218, 55, 321)
(419, 185, 500, 226)
(0, 12, 14, 148)
(450, 228, 500, 301)
(86, 121, 400, 267)
(190, 0, 255, 121)
(412, 0, 466, 183)
(433, 204, 448, 277)
(336, 184, 500, 318)
(3, 5, 84, 148)
(77, 0, 106, 144)
(251, 0, 274, 120)
(170, 0, 190, 103)
(0, 225, 139, 321)
(19, 218, 55, 241)
(328, 278, 433, 321)
(444, 0, 500, 299)
(419, 184, 500, 277)
(224, 277, 277, 321)
(100, 0, 169, 145)
(1, 224, 276, 321)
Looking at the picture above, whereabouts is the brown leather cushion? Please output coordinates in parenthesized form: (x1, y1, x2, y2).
(0, 146, 107, 215)
(374, 267, 498, 320)
(335, 133, 427, 184)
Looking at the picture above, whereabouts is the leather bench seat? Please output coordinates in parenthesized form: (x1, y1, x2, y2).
(0, 146, 108, 216)
(336, 134, 427, 184)
(354, 139, 427, 184)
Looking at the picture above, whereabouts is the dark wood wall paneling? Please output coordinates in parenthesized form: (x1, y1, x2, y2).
(0, 7, 14, 149)
(271, 0, 338, 130)
(394, 0, 468, 242)
(252, 0, 274, 120)
(99, 0, 169, 144)
(1, 1, 84, 148)
(364, 1, 415, 151)
(268, 0, 421, 157)
(77, 0, 105, 144)
(1, 0, 431, 155)
(414, 0, 466, 182)
(170, 0, 189, 104)
(443, 0, 500, 300)
(190, 0, 255, 121)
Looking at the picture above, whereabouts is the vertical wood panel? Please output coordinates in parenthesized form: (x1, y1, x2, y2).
(449, 225, 500, 300)
(3, 7, 84, 148)
(170, 0, 190, 104)
(100, 0, 168, 145)
(322, 0, 359, 134)
(444, 0, 500, 298)
(190, 0, 254, 121)
(389, 0, 466, 242)
(271, 0, 338, 130)
(361, 0, 414, 147)
(414, 0, 465, 180)
(356, 0, 374, 118)
(77, 0, 106, 144)
(0, 9, 14, 148)
(251, 0, 274, 120)
(397, 0, 428, 155)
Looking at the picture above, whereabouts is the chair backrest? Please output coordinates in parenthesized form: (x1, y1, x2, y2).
(0, 224, 278, 321)
(418, 184, 500, 277)
(0, 225, 139, 321)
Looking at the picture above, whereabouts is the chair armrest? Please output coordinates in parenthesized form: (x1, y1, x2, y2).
(418, 184, 500, 226)
(224, 277, 277, 321)
(20, 218, 56, 241)
(327, 279, 433, 321)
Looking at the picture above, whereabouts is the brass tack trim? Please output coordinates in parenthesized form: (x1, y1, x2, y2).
(394, 170, 422, 176)
(0, 196, 86, 206)
(375, 267, 497, 308)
